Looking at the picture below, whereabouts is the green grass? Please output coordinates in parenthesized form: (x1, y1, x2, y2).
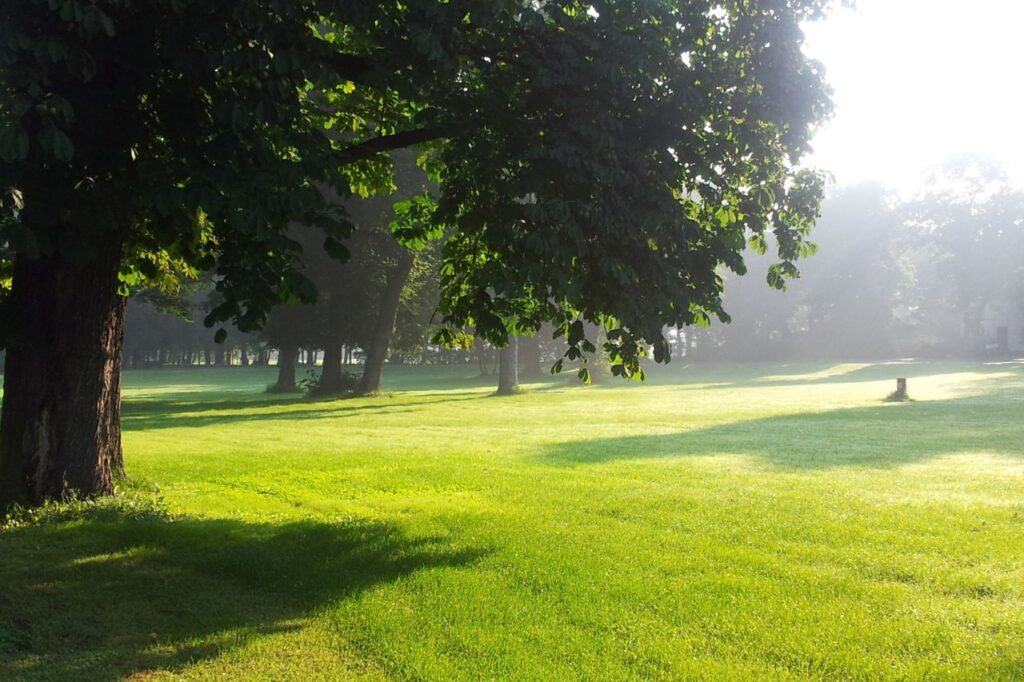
(2, 361, 1023, 680)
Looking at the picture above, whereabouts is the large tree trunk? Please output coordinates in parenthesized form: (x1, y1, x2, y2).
(317, 341, 344, 393)
(0, 244, 126, 510)
(316, 291, 346, 394)
(359, 250, 415, 395)
(497, 338, 519, 395)
(271, 344, 298, 392)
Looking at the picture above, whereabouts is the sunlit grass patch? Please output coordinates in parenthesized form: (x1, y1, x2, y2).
(2, 361, 1023, 680)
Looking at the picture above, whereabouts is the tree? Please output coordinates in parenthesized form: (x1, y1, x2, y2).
(389, 238, 443, 364)
(496, 339, 519, 396)
(798, 184, 911, 358)
(427, 1, 833, 377)
(123, 277, 266, 368)
(264, 155, 431, 396)
(906, 157, 1024, 354)
(262, 301, 317, 393)
(359, 248, 417, 394)
(701, 183, 911, 361)
(1, 0, 835, 508)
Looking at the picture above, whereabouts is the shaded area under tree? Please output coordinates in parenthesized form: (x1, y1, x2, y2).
(0, 513, 488, 681)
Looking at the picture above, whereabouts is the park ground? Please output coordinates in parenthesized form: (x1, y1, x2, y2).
(1, 361, 1023, 680)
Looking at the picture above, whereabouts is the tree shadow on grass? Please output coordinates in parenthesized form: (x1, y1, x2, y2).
(540, 391, 1024, 470)
(121, 390, 489, 432)
(0, 512, 488, 681)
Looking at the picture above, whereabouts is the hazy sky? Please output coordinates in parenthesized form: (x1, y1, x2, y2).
(802, 0, 1024, 192)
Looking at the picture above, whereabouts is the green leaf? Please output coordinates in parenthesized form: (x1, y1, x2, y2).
(567, 320, 584, 346)
(51, 129, 74, 162)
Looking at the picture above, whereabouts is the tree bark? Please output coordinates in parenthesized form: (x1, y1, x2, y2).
(318, 341, 344, 393)
(271, 344, 298, 392)
(497, 337, 519, 395)
(0, 243, 126, 510)
(359, 250, 415, 394)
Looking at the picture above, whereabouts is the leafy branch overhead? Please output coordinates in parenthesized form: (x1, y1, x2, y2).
(0, 0, 835, 376)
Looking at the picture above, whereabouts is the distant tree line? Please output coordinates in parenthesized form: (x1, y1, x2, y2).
(121, 154, 570, 393)
(124, 282, 565, 388)
(122, 156, 1024, 384)
(679, 157, 1024, 362)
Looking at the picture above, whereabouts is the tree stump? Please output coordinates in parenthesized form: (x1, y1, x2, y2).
(894, 377, 908, 400)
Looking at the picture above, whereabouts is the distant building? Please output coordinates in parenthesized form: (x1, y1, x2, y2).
(981, 298, 1024, 354)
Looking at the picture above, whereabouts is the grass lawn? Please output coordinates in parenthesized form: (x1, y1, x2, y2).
(1, 361, 1023, 680)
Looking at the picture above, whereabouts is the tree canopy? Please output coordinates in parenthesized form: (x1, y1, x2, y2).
(1, 0, 836, 507)
(1, 0, 833, 371)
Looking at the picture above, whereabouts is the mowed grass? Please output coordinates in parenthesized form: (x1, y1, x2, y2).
(2, 361, 1024, 680)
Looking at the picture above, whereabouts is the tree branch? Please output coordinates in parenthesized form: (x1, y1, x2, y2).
(336, 127, 446, 166)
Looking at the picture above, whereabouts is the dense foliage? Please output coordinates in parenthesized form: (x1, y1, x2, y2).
(1, 0, 835, 375)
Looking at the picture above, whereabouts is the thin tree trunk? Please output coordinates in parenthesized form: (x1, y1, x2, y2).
(497, 338, 519, 395)
(271, 344, 298, 392)
(359, 250, 415, 395)
(0, 243, 126, 509)
(584, 322, 610, 383)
